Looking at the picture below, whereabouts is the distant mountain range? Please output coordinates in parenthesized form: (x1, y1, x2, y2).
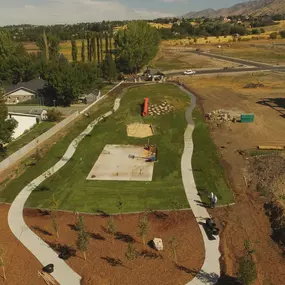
(183, 0, 285, 18)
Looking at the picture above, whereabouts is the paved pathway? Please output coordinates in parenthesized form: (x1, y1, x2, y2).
(8, 97, 122, 285)
(179, 85, 221, 285)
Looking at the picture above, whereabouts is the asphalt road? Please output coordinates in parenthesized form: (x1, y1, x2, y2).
(167, 66, 285, 76)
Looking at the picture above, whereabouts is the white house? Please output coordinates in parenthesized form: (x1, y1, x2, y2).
(3, 78, 46, 105)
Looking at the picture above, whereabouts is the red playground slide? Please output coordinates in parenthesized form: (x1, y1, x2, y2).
(142, 98, 149, 116)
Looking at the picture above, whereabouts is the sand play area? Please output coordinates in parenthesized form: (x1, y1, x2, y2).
(127, 123, 154, 138)
(87, 145, 155, 181)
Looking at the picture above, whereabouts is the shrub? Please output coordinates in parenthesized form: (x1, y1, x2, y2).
(46, 109, 62, 122)
(270, 32, 278, 40)
(280, 30, 285, 38)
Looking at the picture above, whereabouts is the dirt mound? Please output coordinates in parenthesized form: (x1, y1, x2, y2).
(244, 83, 265, 89)
(249, 153, 285, 198)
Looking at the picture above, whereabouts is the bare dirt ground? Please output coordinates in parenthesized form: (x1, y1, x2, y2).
(152, 47, 242, 71)
(24, 209, 204, 285)
(0, 205, 46, 285)
(181, 72, 285, 285)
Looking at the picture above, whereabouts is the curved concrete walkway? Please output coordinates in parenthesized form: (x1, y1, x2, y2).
(179, 85, 221, 285)
(8, 97, 122, 285)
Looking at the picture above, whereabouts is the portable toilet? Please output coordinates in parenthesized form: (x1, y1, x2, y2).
(241, 114, 254, 123)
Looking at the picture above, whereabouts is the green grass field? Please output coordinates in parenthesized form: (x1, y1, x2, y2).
(192, 108, 233, 205)
(0, 122, 55, 163)
(0, 84, 191, 213)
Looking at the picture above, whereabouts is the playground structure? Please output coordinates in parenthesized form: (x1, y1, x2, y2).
(86, 144, 155, 181)
(128, 143, 157, 162)
(142, 98, 149, 116)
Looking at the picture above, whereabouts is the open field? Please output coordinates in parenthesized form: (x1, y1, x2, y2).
(23, 208, 204, 285)
(162, 37, 285, 65)
(180, 72, 285, 285)
(24, 39, 114, 61)
(0, 121, 55, 163)
(0, 84, 190, 213)
(153, 47, 242, 71)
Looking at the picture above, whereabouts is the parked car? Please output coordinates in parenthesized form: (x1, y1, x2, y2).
(183, 70, 196, 75)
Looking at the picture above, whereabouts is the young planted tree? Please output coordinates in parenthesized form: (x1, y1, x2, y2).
(237, 240, 257, 285)
(71, 39, 78, 62)
(0, 247, 6, 280)
(76, 216, 89, 260)
(170, 197, 180, 223)
(51, 194, 59, 238)
(138, 213, 148, 246)
(81, 40, 85, 62)
(125, 242, 137, 261)
(107, 217, 116, 243)
(116, 196, 123, 219)
(168, 236, 178, 264)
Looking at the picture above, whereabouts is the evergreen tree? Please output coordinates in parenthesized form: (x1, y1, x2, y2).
(81, 40, 85, 62)
(96, 35, 100, 64)
(91, 37, 96, 63)
(71, 39, 78, 62)
(102, 54, 117, 82)
(105, 33, 109, 55)
(0, 91, 17, 145)
(138, 213, 148, 246)
(99, 33, 103, 63)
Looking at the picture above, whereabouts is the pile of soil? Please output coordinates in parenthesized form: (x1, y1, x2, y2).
(24, 209, 204, 285)
(248, 153, 285, 198)
(244, 83, 265, 89)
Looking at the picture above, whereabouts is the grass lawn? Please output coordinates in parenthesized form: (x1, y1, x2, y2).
(0, 122, 55, 163)
(0, 84, 191, 213)
(192, 108, 233, 205)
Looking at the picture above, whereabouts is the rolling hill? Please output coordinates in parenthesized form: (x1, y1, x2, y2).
(184, 0, 285, 18)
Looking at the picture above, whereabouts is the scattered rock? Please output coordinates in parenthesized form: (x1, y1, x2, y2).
(206, 109, 235, 123)
(152, 238, 163, 251)
(244, 83, 265, 89)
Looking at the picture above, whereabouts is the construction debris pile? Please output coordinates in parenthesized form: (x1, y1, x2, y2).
(244, 83, 265, 89)
(206, 110, 235, 122)
(148, 101, 174, 116)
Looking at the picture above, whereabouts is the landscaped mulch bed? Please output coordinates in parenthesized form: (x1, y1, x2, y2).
(24, 209, 205, 285)
(0, 205, 47, 285)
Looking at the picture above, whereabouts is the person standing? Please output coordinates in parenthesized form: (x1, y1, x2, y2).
(213, 195, 218, 208)
(209, 192, 214, 208)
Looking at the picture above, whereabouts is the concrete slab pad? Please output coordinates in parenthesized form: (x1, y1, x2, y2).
(87, 145, 154, 181)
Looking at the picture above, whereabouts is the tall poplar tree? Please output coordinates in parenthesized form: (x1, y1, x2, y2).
(81, 40, 85, 62)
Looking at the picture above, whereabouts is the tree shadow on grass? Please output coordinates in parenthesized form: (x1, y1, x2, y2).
(176, 265, 219, 283)
(32, 226, 52, 236)
(151, 210, 169, 220)
(115, 232, 135, 243)
(101, 257, 124, 267)
(92, 208, 110, 218)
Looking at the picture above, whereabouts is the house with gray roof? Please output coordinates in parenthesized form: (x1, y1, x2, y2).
(3, 78, 47, 105)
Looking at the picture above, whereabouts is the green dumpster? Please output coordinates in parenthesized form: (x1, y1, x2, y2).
(241, 114, 254, 123)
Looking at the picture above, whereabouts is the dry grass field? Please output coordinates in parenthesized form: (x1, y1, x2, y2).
(24, 39, 114, 61)
(152, 47, 241, 71)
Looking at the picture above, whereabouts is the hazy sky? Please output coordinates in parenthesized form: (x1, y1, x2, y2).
(0, 0, 248, 26)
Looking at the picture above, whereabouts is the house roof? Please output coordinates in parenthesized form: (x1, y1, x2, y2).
(4, 78, 47, 96)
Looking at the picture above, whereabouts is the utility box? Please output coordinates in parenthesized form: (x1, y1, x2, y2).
(241, 114, 254, 123)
